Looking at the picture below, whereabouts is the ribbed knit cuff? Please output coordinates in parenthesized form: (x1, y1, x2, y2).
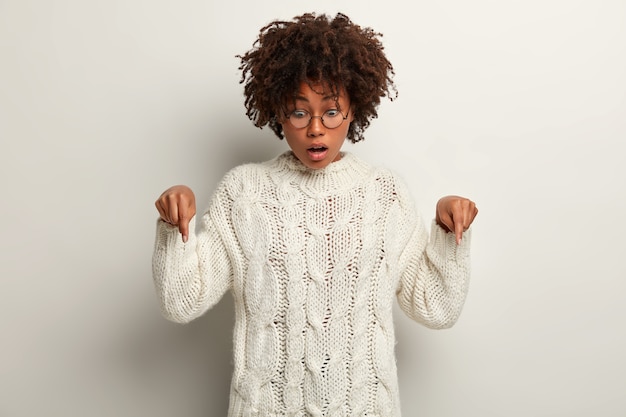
(429, 219, 471, 262)
(155, 217, 197, 247)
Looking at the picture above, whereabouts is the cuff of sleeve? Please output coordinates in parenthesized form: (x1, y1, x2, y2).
(429, 219, 472, 261)
(155, 217, 197, 246)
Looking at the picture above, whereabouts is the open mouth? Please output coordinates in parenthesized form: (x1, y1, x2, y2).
(307, 145, 328, 161)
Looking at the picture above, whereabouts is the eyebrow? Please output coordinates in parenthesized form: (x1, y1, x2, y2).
(294, 94, 338, 102)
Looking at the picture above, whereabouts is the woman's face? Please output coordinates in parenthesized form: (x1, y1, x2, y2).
(280, 81, 353, 169)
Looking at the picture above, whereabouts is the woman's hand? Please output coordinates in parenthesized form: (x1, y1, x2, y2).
(435, 195, 478, 244)
(155, 185, 196, 243)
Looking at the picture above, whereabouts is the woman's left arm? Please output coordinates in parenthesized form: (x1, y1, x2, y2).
(394, 190, 478, 329)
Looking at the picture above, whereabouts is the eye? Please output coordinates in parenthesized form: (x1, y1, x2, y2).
(291, 110, 309, 119)
(324, 109, 341, 118)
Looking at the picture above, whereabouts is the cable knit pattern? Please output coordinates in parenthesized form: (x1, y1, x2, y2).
(152, 151, 472, 417)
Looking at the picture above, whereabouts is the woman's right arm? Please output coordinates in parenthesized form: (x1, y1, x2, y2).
(152, 185, 233, 323)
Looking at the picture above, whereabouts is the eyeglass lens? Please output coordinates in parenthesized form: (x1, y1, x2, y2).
(288, 110, 346, 129)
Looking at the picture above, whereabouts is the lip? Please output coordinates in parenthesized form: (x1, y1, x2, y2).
(307, 143, 328, 161)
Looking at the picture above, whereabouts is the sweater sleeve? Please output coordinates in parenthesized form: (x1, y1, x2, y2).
(151, 182, 235, 324)
(393, 181, 472, 330)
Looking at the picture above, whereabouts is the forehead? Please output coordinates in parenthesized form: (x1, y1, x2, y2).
(293, 81, 348, 101)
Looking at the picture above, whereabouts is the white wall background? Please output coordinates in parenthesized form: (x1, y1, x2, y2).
(1, 0, 625, 416)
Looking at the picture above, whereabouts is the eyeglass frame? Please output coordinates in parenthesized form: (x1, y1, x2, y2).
(283, 108, 351, 129)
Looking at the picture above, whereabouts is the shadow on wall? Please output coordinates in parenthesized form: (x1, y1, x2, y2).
(123, 293, 236, 417)
(126, 127, 283, 416)
(188, 119, 289, 192)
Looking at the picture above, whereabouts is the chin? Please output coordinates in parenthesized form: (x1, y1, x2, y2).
(302, 160, 331, 170)
(304, 156, 338, 170)
(295, 149, 341, 169)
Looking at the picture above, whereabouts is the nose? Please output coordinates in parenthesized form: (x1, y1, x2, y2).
(307, 116, 325, 137)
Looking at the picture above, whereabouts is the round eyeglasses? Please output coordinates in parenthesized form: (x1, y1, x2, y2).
(285, 109, 350, 129)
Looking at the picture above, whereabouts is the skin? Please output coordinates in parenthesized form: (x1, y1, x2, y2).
(280, 82, 353, 170)
(155, 82, 478, 244)
(436, 195, 479, 245)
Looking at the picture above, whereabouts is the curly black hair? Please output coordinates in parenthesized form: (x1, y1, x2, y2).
(238, 12, 397, 143)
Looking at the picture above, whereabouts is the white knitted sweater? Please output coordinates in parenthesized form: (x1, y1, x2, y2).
(152, 151, 471, 417)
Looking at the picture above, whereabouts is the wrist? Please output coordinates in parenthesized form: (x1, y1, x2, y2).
(435, 217, 451, 233)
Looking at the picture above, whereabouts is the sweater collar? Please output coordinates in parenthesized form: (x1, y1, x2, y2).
(268, 151, 371, 195)
(278, 150, 366, 173)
